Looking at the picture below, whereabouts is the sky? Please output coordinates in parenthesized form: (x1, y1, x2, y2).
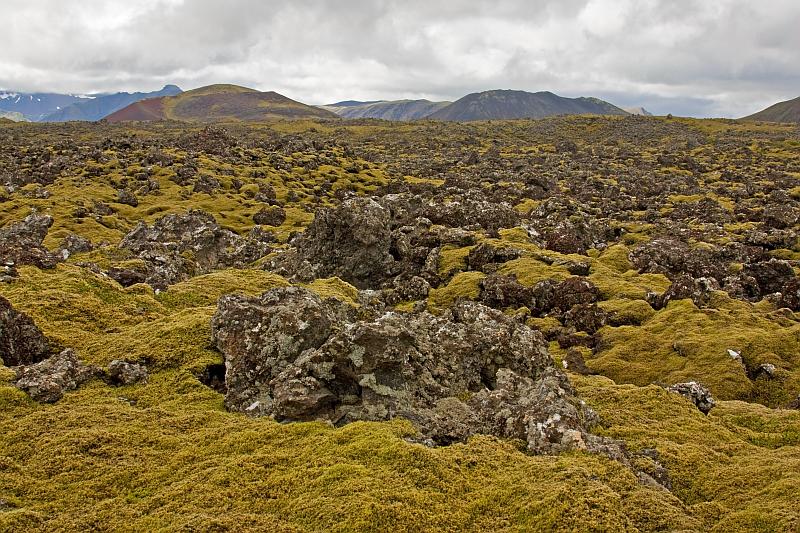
(1, 0, 799, 117)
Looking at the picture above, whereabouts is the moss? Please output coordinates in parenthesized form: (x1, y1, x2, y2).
(598, 298, 656, 326)
(574, 375, 800, 532)
(427, 271, 484, 313)
(438, 244, 474, 276)
(498, 257, 569, 286)
(589, 297, 800, 404)
(304, 277, 360, 306)
(156, 270, 289, 310)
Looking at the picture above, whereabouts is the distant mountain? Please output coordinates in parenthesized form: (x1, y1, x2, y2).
(623, 107, 653, 116)
(321, 99, 451, 121)
(742, 96, 800, 123)
(328, 100, 383, 107)
(0, 110, 27, 122)
(427, 90, 628, 121)
(0, 91, 92, 121)
(43, 85, 182, 122)
(105, 84, 337, 123)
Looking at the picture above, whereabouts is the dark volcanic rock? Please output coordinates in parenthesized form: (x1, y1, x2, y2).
(14, 348, 98, 403)
(667, 381, 716, 415)
(119, 209, 272, 289)
(107, 360, 148, 386)
(0, 212, 60, 269)
(253, 206, 286, 226)
(467, 243, 521, 271)
(479, 273, 533, 309)
(0, 296, 50, 366)
(211, 286, 617, 455)
(270, 197, 396, 289)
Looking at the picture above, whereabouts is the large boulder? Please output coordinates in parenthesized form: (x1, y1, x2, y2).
(296, 197, 395, 289)
(211, 287, 617, 455)
(0, 296, 50, 366)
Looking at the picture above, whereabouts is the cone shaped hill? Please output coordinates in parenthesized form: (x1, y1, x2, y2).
(105, 84, 337, 123)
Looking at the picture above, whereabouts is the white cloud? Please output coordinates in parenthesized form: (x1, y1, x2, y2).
(1, 0, 799, 117)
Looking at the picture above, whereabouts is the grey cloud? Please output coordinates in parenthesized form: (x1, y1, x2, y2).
(1, 0, 799, 117)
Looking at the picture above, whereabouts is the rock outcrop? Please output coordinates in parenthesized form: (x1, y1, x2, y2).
(118, 209, 273, 290)
(14, 348, 98, 403)
(211, 286, 620, 455)
(0, 296, 50, 366)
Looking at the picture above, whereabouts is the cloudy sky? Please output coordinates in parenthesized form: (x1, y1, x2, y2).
(2, 0, 799, 117)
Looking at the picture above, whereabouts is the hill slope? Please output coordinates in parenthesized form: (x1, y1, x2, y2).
(742, 96, 800, 123)
(105, 84, 337, 123)
(321, 99, 450, 120)
(428, 90, 628, 121)
(43, 85, 182, 122)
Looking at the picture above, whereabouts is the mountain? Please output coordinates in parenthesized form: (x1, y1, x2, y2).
(623, 106, 653, 116)
(105, 84, 337, 123)
(0, 110, 27, 122)
(321, 99, 451, 120)
(0, 91, 92, 121)
(42, 85, 182, 122)
(328, 100, 382, 107)
(742, 96, 800, 123)
(427, 90, 628, 121)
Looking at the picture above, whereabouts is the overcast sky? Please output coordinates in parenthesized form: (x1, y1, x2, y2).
(2, 0, 799, 117)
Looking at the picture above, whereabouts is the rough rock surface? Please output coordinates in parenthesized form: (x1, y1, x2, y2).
(14, 348, 98, 403)
(0, 212, 61, 270)
(211, 286, 619, 455)
(118, 209, 273, 289)
(107, 360, 148, 386)
(0, 296, 50, 366)
(667, 381, 716, 414)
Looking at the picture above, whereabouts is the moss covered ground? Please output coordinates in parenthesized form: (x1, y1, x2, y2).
(0, 116, 799, 531)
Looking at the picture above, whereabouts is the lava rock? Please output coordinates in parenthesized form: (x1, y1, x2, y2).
(253, 206, 286, 226)
(14, 348, 98, 403)
(107, 360, 148, 386)
(0, 295, 50, 366)
(211, 286, 621, 456)
(0, 212, 60, 269)
(667, 381, 716, 414)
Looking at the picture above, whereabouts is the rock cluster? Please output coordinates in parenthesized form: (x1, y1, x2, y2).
(13, 348, 98, 403)
(211, 286, 619, 455)
(117, 209, 273, 290)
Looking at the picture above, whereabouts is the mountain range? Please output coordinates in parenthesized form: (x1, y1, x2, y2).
(43, 85, 182, 122)
(0, 86, 182, 122)
(5, 82, 800, 123)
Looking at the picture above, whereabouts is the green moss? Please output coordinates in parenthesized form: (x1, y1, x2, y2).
(438, 244, 474, 276)
(498, 257, 569, 286)
(156, 270, 289, 310)
(427, 271, 484, 313)
(589, 297, 800, 404)
(599, 298, 656, 326)
(575, 375, 800, 532)
(304, 277, 360, 306)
